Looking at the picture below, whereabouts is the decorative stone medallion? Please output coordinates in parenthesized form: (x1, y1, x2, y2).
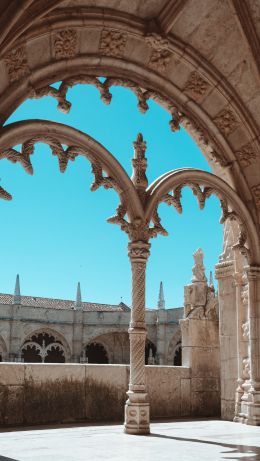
(99, 29, 127, 57)
(4, 45, 29, 82)
(53, 29, 78, 59)
(214, 108, 239, 136)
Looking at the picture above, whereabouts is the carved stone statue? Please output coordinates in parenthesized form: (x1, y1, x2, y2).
(192, 248, 207, 283)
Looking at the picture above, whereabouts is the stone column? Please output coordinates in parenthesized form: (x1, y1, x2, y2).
(215, 260, 237, 420)
(124, 240, 150, 435)
(180, 249, 220, 417)
(241, 266, 260, 425)
(233, 268, 250, 422)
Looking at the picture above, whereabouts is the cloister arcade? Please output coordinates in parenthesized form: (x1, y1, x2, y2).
(0, 0, 259, 434)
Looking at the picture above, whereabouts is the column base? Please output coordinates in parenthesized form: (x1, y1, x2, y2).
(124, 392, 150, 435)
(238, 385, 260, 426)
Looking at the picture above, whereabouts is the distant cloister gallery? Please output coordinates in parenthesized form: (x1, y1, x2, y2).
(0, 0, 259, 434)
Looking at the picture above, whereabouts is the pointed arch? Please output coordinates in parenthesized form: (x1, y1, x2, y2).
(146, 169, 260, 265)
(21, 327, 71, 361)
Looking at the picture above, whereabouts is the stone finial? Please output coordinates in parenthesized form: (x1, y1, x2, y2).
(209, 271, 215, 289)
(75, 282, 82, 309)
(13, 274, 21, 305)
(131, 133, 148, 202)
(157, 281, 165, 309)
(192, 248, 207, 283)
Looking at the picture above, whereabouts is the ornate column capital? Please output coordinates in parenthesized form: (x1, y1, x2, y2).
(128, 241, 151, 262)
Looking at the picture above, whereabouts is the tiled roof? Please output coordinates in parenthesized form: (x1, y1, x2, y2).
(0, 293, 130, 312)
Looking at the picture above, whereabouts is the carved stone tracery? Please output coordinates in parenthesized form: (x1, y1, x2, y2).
(31, 76, 182, 133)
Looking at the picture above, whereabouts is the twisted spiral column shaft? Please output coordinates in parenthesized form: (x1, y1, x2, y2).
(124, 241, 151, 434)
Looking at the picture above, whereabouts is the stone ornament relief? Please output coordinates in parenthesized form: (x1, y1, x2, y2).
(0, 136, 120, 203)
(30, 74, 235, 169)
(53, 29, 78, 59)
(31, 76, 182, 132)
(251, 184, 260, 209)
(0, 127, 251, 261)
(192, 248, 207, 283)
(184, 71, 210, 100)
(145, 33, 171, 73)
(99, 29, 127, 57)
(183, 248, 218, 320)
(214, 108, 239, 136)
(4, 45, 29, 82)
(236, 142, 257, 168)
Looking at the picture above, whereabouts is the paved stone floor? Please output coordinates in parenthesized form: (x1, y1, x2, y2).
(0, 419, 260, 461)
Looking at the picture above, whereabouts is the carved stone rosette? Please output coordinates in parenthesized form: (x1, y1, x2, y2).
(124, 240, 150, 435)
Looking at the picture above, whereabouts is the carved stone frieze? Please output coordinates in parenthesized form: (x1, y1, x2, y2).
(145, 32, 171, 73)
(251, 183, 260, 209)
(214, 108, 239, 136)
(236, 142, 257, 168)
(100, 29, 127, 57)
(4, 45, 29, 82)
(53, 29, 78, 59)
(184, 71, 210, 99)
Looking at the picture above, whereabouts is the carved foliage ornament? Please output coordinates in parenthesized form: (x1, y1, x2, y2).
(145, 33, 171, 73)
(0, 136, 120, 201)
(31, 75, 231, 167)
(251, 184, 260, 209)
(236, 142, 257, 168)
(53, 29, 78, 59)
(100, 29, 127, 57)
(4, 45, 29, 82)
(159, 181, 249, 259)
(214, 108, 239, 136)
(184, 71, 210, 99)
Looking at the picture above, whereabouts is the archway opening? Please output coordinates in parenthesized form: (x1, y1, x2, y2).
(173, 341, 182, 366)
(145, 339, 156, 365)
(21, 332, 65, 363)
(86, 342, 109, 364)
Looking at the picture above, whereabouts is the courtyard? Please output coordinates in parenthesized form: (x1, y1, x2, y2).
(0, 419, 260, 461)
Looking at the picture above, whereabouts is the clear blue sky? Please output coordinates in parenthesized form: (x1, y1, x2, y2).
(0, 83, 222, 307)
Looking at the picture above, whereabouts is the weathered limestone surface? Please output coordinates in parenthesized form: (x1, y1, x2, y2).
(0, 363, 193, 427)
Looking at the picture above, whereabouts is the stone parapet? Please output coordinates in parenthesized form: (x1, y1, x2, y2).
(0, 362, 213, 427)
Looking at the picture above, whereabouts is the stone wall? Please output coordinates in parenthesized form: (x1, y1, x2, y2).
(0, 362, 218, 427)
(0, 303, 182, 365)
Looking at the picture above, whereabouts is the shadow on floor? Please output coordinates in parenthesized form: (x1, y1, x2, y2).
(0, 457, 20, 461)
(150, 433, 260, 461)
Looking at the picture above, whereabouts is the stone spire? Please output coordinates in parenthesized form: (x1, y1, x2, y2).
(157, 281, 165, 309)
(209, 271, 214, 287)
(13, 274, 21, 305)
(75, 282, 82, 309)
(192, 248, 207, 283)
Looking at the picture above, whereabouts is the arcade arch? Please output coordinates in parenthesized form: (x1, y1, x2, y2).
(0, 3, 259, 432)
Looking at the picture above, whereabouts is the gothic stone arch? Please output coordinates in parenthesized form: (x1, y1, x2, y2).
(21, 327, 71, 362)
